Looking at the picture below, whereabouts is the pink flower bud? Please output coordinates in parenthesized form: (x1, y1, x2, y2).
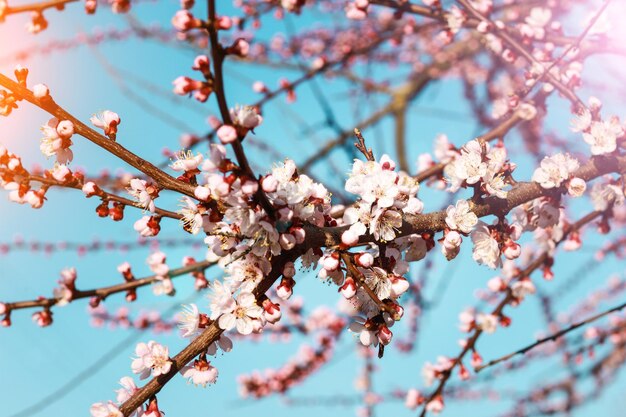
(32, 310, 53, 327)
(276, 280, 293, 300)
(471, 351, 483, 368)
(390, 276, 410, 297)
(340, 277, 357, 299)
(14, 65, 28, 87)
(322, 255, 339, 271)
(173, 76, 203, 95)
(194, 185, 210, 201)
(180, 0, 194, 9)
(241, 179, 258, 195)
(33, 83, 50, 99)
(0, 302, 6, 315)
(84, 0, 97, 14)
(25, 190, 44, 208)
(252, 81, 267, 93)
(172, 10, 203, 31)
(262, 299, 282, 324)
(425, 396, 444, 413)
(356, 252, 374, 267)
(543, 266, 554, 281)
(261, 174, 278, 193)
(487, 277, 505, 292)
(405, 389, 423, 410)
(377, 325, 393, 345)
(283, 262, 295, 278)
(563, 232, 582, 251)
(217, 125, 237, 144)
(229, 39, 250, 57)
(379, 154, 396, 170)
(459, 364, 470, 380)
(217, 16, 232, 30)
(341, 229, 359, 246)
(192, 55, 210, 73)
(503, 241, 521, 260)
(56, 120, 74, 140)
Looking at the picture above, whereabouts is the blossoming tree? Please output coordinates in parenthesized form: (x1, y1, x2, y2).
(2, 0, 626, 416)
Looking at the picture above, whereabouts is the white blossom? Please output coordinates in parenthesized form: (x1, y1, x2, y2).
(532, 153, 579, 189)
(445, 199, 478, 233)
(471, 221, 501, 269)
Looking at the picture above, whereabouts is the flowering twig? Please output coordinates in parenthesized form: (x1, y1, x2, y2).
(0, 73, 196, 198)
(353, 128, 375, 162)
(27, 174, 182, 220)
(3, 259, 213, 313)
(418, 209, 606, 416)
(475, 298, 626, 373)
(118, 249, 301, 416)
(205, 0, 275, 218)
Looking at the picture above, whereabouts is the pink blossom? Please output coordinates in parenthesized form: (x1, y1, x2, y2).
(171, 10, 202, 31)
(90, 110, 121, 139)
(33, 83, 49, 98)
(131, 341, 172, 379)
(82, 181, 101, 197)
(115, 377, 141, 417)
(90, 402, 123, 417)
(230, 104, 262, 130)
(180, 358, 218, 386)
(229, 39, 250, 57)
(217, 125, 238, 144)
(217, 292, 263, 335)
(191, 55, 210, 73)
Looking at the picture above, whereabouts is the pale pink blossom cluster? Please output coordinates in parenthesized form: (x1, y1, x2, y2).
(443, 139, 512, 198)
(131, 340, 172, 379)
(216, 105, 263, 144)
(570, 98, 625, 156)
(52, 267, 77, 306)
(0, 145, 48, 209)
(146, 251, 173, 296)
(127, 178, 158, 213)
(172, 55, 213, 102)
(40, 117, 74, 164)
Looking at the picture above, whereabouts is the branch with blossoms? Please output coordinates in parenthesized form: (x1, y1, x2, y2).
(410, 206, 613, 414)
(475, 297, 626, 373)
(4, 1, 626, 417)
(0, 0, 137, 33)
(0, 257, 212, 326)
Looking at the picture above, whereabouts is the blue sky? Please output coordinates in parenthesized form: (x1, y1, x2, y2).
(2, 1, 626, 416)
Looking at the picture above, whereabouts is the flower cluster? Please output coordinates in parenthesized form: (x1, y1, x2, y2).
(342, 154, 422, 244)
(216, 105, 263, 144)
(532, 153, 580, 190)
(172, 55, 213, 102)
(131, 341, 172, 379)
(40, 118, 74, 164)
(444, 139, 513, 199)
